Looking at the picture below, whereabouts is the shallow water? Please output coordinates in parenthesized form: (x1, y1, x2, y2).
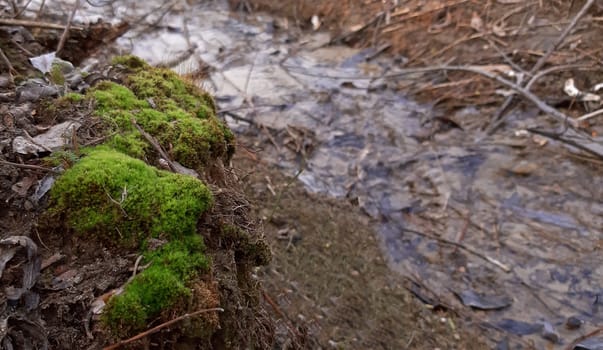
(40, 1, 603, 348)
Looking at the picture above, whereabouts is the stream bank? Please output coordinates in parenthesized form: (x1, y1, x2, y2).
(3, 0, 603, 349)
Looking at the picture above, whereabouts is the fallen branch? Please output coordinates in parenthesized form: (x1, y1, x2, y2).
(103, 308, 224, 350)
(56, 0, 80, 55)
(577, 108, 603, 122)
(528, 127, 603, 160)
(564, 326, 603, 350)
(484, 0, 596, 134)
(0, 18, 84, 30)
(13, 0, 34, 18)
(400, 227, 512, 273)
(0, 46, 17, 79)
(384, 65, 578, 128)
(0, 160, 59, 173)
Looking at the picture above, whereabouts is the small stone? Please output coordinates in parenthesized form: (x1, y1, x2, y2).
(32, 121, 81, 151)
(0, 75, 12, 88)
(17, 84, 59, 103)
(12, 136, 44, 155)
(541, 321, 559, 344)
(23, 200, 34, 211)
(508, 160, 538, 176)
(566, 316, 583, 330)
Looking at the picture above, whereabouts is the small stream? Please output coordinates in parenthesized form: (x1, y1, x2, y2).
(42, 1, 603, 348)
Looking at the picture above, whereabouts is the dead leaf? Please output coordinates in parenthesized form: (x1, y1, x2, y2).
(11, 176, 36, 197)
(470, 12, 484, 32)
(492, 23, 507, 37)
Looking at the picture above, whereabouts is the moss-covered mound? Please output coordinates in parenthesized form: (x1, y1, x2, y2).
(103, 235, 210, 336)
(41, 56, 273, 347)
(93, 56, 235, 169)
(48, 147, 212, 245)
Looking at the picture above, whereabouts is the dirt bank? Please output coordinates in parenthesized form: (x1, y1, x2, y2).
(0, 24, 276, 347)
(236, 149, 488, 349)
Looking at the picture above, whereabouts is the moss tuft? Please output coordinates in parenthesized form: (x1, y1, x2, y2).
(42, 56, 246, 339)
(103, 235, 210, 336)
(43, 150, 79, 168)
(62, 92, 84, 103)
(47, 147, 213, 245)
(49, 64, 65, 85)
(111, 55, 150, 70)
(90, 61, 234, 169)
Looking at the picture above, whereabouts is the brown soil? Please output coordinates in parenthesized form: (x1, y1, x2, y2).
(235, 145, 488, 349)
(0, 26, 277, 350)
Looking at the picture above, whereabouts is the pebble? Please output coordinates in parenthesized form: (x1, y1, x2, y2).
(12, 136, 44, 155)
(566, 316, 583, 330)
(508, 160, 538, 176)
(0, 75, 12, 89)
(541, 321, 559, 344)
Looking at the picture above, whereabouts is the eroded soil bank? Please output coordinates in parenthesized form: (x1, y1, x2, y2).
(0, 43, 276, 348)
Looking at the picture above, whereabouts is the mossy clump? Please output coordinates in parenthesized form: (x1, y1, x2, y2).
(90, 55, 235, 169)
(62, 92, 85, 103)
(41, 56, 261, 342)
(47, 147, 213, 245)
(103, 234, 210, 336)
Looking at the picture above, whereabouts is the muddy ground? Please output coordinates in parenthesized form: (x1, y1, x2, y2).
(236, 149, 487, 349)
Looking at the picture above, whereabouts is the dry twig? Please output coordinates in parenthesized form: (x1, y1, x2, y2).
(384, 65, 578, 127)
(56, 0, 81, 55)
(0, 18, 84, 30)
(485, 0, 596, 134)
(0, 160, 59, 173)
(103, 308, 224, 350)
(0, 46, 17, 80)
(131, 119, 198, 177)
(400, 227, 511, 273)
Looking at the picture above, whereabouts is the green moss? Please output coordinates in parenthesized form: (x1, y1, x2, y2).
(103, 235, 210, 336)
(49, 64, 65, 85)
(43, 150, 79, 168)
(89, 60, 234, 169)
(43, 56, 242, 337)
(62, 92, 84, 102)
(48, 147, 213, 245)
(111, 55, 150, 70)
(49, 59, 74, 85)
